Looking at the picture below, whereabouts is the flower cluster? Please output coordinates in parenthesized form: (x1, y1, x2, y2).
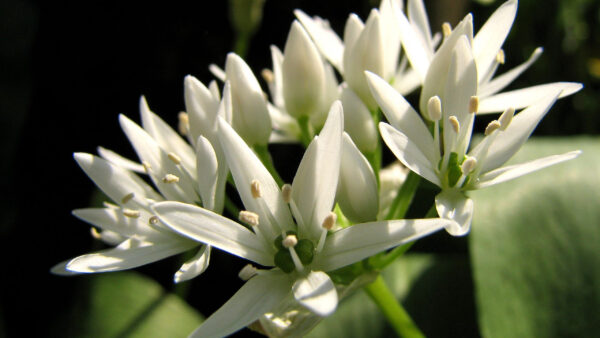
(54, 0, 581, 337)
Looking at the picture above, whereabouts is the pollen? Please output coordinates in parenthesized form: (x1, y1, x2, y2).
(442, 22, 452, 37)
(238, 264, 258, 281)
(121, 192, 135, 204)
(123, 209, 141, 218)
(261, 69, 274, 84)
(461, 156, 477, 174)
(282, 234, 298, 248)
(162, 174, 180, 183)
(427, 96, 442, 121)
(168, 152, 182, 165)
(239, 210, 260, 227)
(496, 49, 505, 64)
(449, 116, 460, 134)
(90, 227, 102, 239)
(321, 212, 337, 230)
(251, 179, 262, 199)
(499, 107, 515, 131)
(469, 96, 479, 114)
(142, 161, 152, 172)
(485, 120, 501, 136)
(281, 184, 292, 203)
(178, 112, 189, 136)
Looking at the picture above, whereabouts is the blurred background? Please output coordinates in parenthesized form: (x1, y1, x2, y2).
(1, 0, 598, 336)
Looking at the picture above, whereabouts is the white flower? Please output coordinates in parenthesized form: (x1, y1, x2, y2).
(52, 97, 226, 283)
(153, 101, 456, 337)
(366, 36, 581, 236)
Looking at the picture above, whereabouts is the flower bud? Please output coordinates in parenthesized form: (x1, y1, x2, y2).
(340, 85, 377, 153)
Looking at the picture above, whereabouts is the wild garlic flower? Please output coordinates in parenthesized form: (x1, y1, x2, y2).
(367, 36, 581, 236)
(53, 96, 227, 283)
(153, 101, 457, 337)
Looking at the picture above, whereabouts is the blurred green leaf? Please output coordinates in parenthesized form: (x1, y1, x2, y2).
(77, 271, 203, 337)
(470, 137, 600, 337)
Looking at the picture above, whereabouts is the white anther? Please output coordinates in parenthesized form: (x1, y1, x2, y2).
(498, 107, 515, 131)
(123, 209, 141, 218)
(121, 192, 135, 204)
(461, 156, 478, 174)
(449, 116, 460, 134)
(321, 212, 337, 231)
(168, 152, 182, 165)
(239, 210, 260, 227)
(469, 96, 479, 115)
(90, 227, 102, 239)
(178, 112, 189, 135)
(427, 96, 442, 121)
(238, 264, 258, 281)
(442, 22, 452, 37)
(162, 174, 180, 183)
(142, 161, 152, 172)
(149, 215, 159, 225)
(261, 69, 274, 84)
(485, 120, 501, 136)
(281, 184, 292, 203)
(282, 234, 298, 248)
(496, 49, 505, 64)
(251, 179, 261, 199)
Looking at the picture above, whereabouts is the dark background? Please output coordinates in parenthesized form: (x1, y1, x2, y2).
(2, 0, 598, 336)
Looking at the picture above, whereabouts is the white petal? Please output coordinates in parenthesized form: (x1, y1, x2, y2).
(315, 218, 452, 271)
(152, 201, 274, 266)
(292, 271, 338, 316)
(294, 9, 344, 73)
(473, 0, 517, 82)
(435, 190, 474, 236)
(478, 47, 543, 97)
(66, 238, 194, 273)
(477, 150, 581, 189)
(269, 45, 285, 108)
(183, 75, 220, 144)
(379, 123, 440, 186)
(72, 207, 165, 240)
(340, 84, 378, 154)
(292, 101, 343, 240)
(393, 67, 422, 96)
(97, 147, 145, 173)
(174, 245, 211, 283)
(190, 273, 292, 338)
(397, 8, 431, 81)
(50, 260, 80, 276)
(195, 136, 219, 212)
(217, 117, 295, 239)
(379, 0, 402, 79)
(209, 63, 226, 82)
(267, 103, 301, 142)
(73, 153, 163, 209)
(477, 82, 583, 114)
(366, 71, 437, 164)
(337, 133, 379, 223)
(408, 0, 434, 53)
(343, 14, 364, 52)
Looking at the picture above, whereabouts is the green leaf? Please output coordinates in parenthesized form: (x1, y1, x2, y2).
(470, 137, 600, 337)
(76, 271, 203, 337)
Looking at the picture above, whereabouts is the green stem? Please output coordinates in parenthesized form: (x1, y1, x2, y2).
(224, 196, 240, 217)
(364, 275, 425, 338)
(297, 116, 313, 147)
(385, 171, 421, 220)
(254, 144, 284, 186)
(233, 33, 250, 58)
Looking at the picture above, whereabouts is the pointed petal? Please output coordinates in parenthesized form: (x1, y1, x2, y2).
(294, 9, 344, 73)
(435, 190, 474, 236)
(379, 122, 440, 186)
(477, 150, 581, 189)
(209, 63, 226, 82)
(174, 245, 211, 283)
(293, 271, 338, 316)
(66, 238, 194, 273)
(152, 201, 274, 266)
(269, 45, 285, 108)
(397, 7, 431, 81)
(408, 0, 434, 53)
(473, 0, 517, 82)
(97, 147, 145, 173)
(393, 67, 422, 96)
(477, 82, 583, 114)
(195, 136, 219, 211)
(366, 71, 437, 164)
(190, 273, 292, 338)
(50, 260, 80, 276)
(379, 0, 402, 79)
(183, 75, 220, 143)
(314, 218, 452, 271)
(478, 47, 543, 97)
(340, 84, 378, 154)
(292, 101, 343, 239)
(73, 153, 163, 209)
(72, 207, 165, 240)
(217, 117, 295, 239)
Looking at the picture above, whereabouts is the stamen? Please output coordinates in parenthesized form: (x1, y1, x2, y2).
(103, 201, 119, 209)
(90, 227, 102, 239)
(282, 234, 298, 248)
(484, 120, 501, 136)
(261, 69, 274, 84)
(442, 22, 452, 37)
(251, 179, 262, 199)
(162, 174, 180, 183)
(496, 49, 505, 64)
(281, 184, 292, 203)
(149, 216, 159, 225)
(142, 161, 152, 172)
(123, 209, 141, 218)
(238, 264, 258, 281)
(469, 96, 479, 115)
(239, 210, 260, 227)
(449, 116, 460, 134)
(121, 192, 135, 204)
(498, 107, 515, 131)
(168, 152, 182, 165)
(427, 96, 442, 121)
(178, 112, 189, 136)
(461, 156, 477, 175)
(321, 212, 337, 230)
